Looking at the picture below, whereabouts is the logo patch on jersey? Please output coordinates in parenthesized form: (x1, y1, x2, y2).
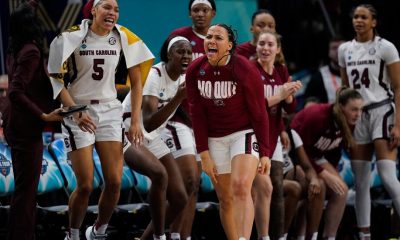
(0, 154, 11, 177)
(200, 69, 205, 76)
(165, 138, 174, 149)
(191, 40, 196, 46)
(64, 138, 70, 149)
(109, 37, 116, 45)
(369, 47, 376, 55)
(261, 76, 265, 81)
(252, 142, 259, 152)
(41, 159, 48, 175)
(159, 92, 164, 97)
(81, 44, 87, 49)
(213, 99, 225, 107)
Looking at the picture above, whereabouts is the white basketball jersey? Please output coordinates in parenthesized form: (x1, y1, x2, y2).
(122, 62, 185, 140)
(338, 36, 400, 105)
(68, 30, 121, 102)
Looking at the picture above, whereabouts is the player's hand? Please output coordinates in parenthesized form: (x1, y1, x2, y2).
(258, 156, 271, 175)
(320, 170, 347, 196)
(128, 121, 144, 147)
(308, 176, 322, 199)
(73, 111, 96, 134)
(389, 125, 400, 149)
(175, 82, 187, 102)
(201, 153, 218, 184)
(41, 108, 63, 122)
(280, 130, 290, 150)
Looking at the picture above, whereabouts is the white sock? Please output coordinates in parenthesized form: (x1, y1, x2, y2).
(153, 234, 166, 240)
(351, 160, 371, 228)
(171, 232, 181, 240)
(239, 237, 246, 240)
(70, 228, 80, 240)
(186, 237, 191, 240)
(94, 223, 108, 235)
(326, 237, 335, 240)
(311, 232, 318, 240)
(359, 231, 371, 240)
(297, 236, 305, 240)
(260, 236, 270, 240)
(377, 160, 400, 214)
(278, 237, 285, 240)
(283, 233, 288, 240)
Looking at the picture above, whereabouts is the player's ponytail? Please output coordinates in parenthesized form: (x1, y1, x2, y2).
(333, 86, 362, 149)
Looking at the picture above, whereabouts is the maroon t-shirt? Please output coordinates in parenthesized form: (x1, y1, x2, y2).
(253, 62, 296, 157)
(186, 55, 270, 157)
(290, 104, 343, 173)
(236, 42, 256, 60)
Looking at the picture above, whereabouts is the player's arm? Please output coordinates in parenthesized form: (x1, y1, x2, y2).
(127, 65, 144, 145)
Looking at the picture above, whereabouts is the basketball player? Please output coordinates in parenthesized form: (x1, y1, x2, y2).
(186, 24, 270, 240)
(48, 0, 154, 239)
(338, 4, 400, 240)
(166, 1, 217, 237)
(291, 87, 363, 240)
(122, 36, 192, 240)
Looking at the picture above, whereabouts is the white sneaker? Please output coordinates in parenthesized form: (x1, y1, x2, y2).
(85, 225, 107, 240)
(64, 232, 71, 240)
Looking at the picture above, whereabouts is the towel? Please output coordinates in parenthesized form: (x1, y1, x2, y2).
(48, 19, 154, 99)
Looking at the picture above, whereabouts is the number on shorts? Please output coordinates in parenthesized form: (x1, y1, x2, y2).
(92, 59, 105, 81)
(351, 68, 370, 89)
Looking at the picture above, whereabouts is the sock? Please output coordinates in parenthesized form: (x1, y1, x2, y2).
(326, 237, 335, 240)
(359, 231, 371, 240)
(153, 234, 166, 240)
(278, 237, 285, 240)
(297, 236, 305, 240)
(351, 160, 371, 228)
(186, 237, 191, 240)
(171, 232, 180, 240)
(239, 238, 246, 240)
(311, 232, 318, 240)
(260, 236, 270, 240)
(94, 223, 108, 235)
(377, 160, 400, 214)
(70, 228, 80, 240)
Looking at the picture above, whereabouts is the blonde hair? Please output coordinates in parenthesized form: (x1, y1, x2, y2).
(333, 86, 362, 149)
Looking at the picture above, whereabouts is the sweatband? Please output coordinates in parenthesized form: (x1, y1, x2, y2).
(191, 0, 212, 9)
(167, 36, 189, 52)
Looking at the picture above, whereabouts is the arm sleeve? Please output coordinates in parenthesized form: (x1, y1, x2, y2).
(186, 60, 209, 153)
(240, 59, 270, 157)
(8, 46, 44, 118)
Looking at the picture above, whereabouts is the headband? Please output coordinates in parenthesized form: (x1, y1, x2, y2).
(191, 0, 212, 9)
(94, 0, 101, 7)
(167, 36, 190, 52)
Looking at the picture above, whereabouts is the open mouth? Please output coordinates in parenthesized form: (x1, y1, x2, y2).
(104, 18, 115, 24)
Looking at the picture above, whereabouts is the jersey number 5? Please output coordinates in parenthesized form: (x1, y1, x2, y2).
(351, 68, 370, 89)
(92, 59, 105, 81)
